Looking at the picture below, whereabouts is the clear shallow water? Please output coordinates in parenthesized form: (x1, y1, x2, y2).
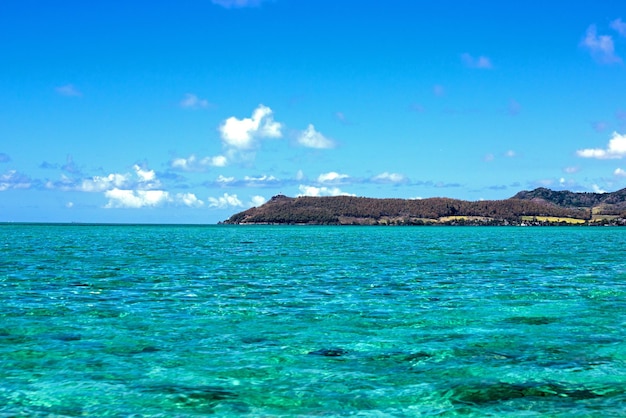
(1, 224, 626, 416)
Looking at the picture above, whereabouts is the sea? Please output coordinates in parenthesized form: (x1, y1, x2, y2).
(1, 224, 626, 417)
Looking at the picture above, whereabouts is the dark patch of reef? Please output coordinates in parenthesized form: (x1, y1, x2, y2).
(222, 187, 626, 226)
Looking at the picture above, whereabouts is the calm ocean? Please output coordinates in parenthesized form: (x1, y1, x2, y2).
(1, 224, 625, 416)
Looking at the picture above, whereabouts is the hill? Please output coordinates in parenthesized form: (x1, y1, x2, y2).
(222, 188, 626, 226)
(512, 187, 626, 215)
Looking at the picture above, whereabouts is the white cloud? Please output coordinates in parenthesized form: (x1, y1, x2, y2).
(133, 165, 156, 183)
(80, 173, 128, 192)
(296, 170, 304, 181)
(171, 156, 195, 171)
(216, 174, 235, 184)
(78, 165, 160, 193)
(0, 170, 31, 191)
(577, 132, 626, 159)
(243, 175, 279, 186)
(461, 53, 493, 69)
(207, 193, 243, 209)
(297, 185, 354, 197)
(170, 154, 228, 171)
(505, 150, 516, 158)
(592, 184, 607, 193)
(209, 155, 228, 167)
(250, 195, 267, 207)
(614, 168, 626, 177)
(55, 84, 82, 97)
(244, 174, 277, 182)
(219, 104, 282, 150)
(215, 174, 235, 183)
(371, 172, 407, 183)
(180, 93, 210, 109)
(176, 192, 204, 207)
(317, 171, 349, 183)
(211, 0, 263, 8)
(611, 18, 626, 37)
(132, 165, 161, 190)
(104, 189, 171, 208)
(581, 25, 621, 64)
(297, 124, 335, 149)
(564, 166, 579, 174)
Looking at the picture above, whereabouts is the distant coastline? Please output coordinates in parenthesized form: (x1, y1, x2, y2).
(222, 187, 626, 226)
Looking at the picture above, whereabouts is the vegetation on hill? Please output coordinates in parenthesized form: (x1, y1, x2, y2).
(222, 188, 626, 226)
(512, 187, 626, 213)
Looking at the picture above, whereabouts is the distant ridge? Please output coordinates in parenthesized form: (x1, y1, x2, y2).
(512, 187, 626, 209)
(222, 188, 626, 226)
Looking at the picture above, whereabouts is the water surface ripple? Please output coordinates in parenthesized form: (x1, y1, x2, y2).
(1, 225, 625, 416)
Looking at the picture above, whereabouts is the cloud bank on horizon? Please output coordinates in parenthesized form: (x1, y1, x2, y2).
(1, 1, 626, 223)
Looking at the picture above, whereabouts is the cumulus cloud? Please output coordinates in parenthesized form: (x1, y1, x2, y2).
(592, 184, 607, 193)
(297, 124, 335, 149)
(0, 170, 32, 191)
(317, 171, 349, 183)
(461, 53, 493, 69)
(611, 18, 626, 37)
(371, 172, 407, 184)
(176, 192, 204, 207)
(207, 193, 243, 209)
(170, 154, 227, 171)
(104, 189, 171, 208)
(219, 104, 282, 150)
(211, 0, 263, 8)
(0, 153, 10, 163)
(577, 131, 626, 159)
(581, 25, 621, 64)
(80, 173, 128, 192)
(297, 185, 354, 197)
(614, 168, 626, 177)
(78, 165, 161, 193)
(209, 155, 228, 167)
(250, 195, 267, 207)
(55, 84, 82, 97)
(180, 93, 210, 109)
(134, 164, 156, 183)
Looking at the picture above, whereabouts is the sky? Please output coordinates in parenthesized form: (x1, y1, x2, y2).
(2, 1, 626, 224)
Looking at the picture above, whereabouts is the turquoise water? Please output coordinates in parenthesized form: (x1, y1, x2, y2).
(1, 224, 626, 416)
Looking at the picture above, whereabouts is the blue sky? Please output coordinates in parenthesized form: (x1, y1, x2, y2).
(2, 1, 626, 223)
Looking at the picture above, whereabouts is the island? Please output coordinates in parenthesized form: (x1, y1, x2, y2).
(222, 187, 626, 226)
